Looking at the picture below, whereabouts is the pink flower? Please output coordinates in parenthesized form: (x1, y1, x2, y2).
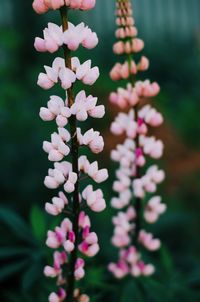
(32, 0, 49, 14)
(74, 258, 85, 280)
(76, 60, 99, 85)
(79, 156, 108, 183)
(78, 225, 99, 257)
(112, 208, 135, 248)
(78, 211, 91, 228)
(34, 23, 63, 53)
(77, 128, 104, 153)
(138, 230, 161, 251)
(40, 95, 71, 127)
(48, 288, 66, 302)
(82, 185, 106, 212)
(43, 128, 71, 162)
(44, 161, 72, 189)
(80, 0, 96, 10)
(111, 110, 138, 139)
(111, 189, 132, 209)
(137, 56, 149, 71)
(37, 73, 55, 89)
(113, 41, 124, 55)
(70, 90, 105, 121)
(131, 38, 144, 53)
(45, 192, 68, 216)
(64, 172, 78, 193)
(38, 57, 76, 90)
(139, 105, 164, 127)
(109, 84, 139, 108)
(144, 196, 166, 223)
(108, 261, 129, 279)
(131, 261, 155, 277)
(63, 22, 98, 51)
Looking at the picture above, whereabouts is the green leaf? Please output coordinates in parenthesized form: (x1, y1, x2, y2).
(142, 278, 172, 302)
(22, 261, 43, 290)
(30, 206, 46, 242)
(160, 245, 174, 274)
(85, 267, 106, 288)
(0, 259, 29, 281)
(121, 280, 144, 302)
(0, 247, 31, 259)
(186, 266, 200, 286)
(0, 207, 33, 243)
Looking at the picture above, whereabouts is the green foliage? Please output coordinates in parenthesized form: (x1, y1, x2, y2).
(121, 281, 144, 302)
(30, 205, 46, 242)
(0, 207, 34, 243)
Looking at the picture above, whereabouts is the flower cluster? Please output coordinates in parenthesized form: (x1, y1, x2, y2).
(35, 22, 98, 53)
(33, 0, 96, 14)
(109, 0, 166, 279)
(37, 57, 99, 90)
(33, 1, 108, 301)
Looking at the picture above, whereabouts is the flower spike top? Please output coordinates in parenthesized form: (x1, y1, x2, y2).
(33, 1, 108, 301)
(108, 0, 166, 279)
(33, 0, 96, 14)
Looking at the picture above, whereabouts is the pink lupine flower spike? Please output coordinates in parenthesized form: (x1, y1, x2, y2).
(33, 1, 108, 301)
(109, 0, 166, 279)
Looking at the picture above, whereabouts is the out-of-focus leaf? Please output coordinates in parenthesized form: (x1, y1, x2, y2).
(0, 207, 33, 243)
(0, 247, 30, 259)
(85, 267, 106, 288)
(3, 291, 37, 302)
(30, 205, 46, 242)
(121, 280, 144, 302)
(142, 278, 172, 302)
(22, 260, 43, 290)
(0, 259, 29, 281)
(186, 266, 200, 287)
(160, 245, 174, 274)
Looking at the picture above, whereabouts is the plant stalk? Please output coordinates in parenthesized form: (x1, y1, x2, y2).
(60, 6, 80, 302)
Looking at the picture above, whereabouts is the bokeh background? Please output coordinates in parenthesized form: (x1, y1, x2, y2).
(0, 0, 200, 301)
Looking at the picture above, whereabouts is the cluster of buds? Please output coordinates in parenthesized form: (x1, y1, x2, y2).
(33, 1, 108, 301)
(33, 0, 96, 14)
(37, 57, 99, 90)
(109, 0, 166, 279)
(35, 22, 98, 53)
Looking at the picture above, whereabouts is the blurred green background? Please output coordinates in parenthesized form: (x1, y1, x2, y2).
(0, 0, 200, 301)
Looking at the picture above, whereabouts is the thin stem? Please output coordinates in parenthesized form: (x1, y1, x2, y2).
(60, 7, 80, 302)
(127, 50, 142, 245)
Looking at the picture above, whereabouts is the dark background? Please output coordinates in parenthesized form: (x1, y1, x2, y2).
(0, 0, 200, 301)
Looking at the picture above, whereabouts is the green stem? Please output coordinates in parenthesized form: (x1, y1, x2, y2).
(60, 7, 80, 302)
(127, 47, 142, 245)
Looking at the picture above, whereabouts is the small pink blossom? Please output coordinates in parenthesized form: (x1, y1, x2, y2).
(131, 38, 144, 53)
(74, 258, 85, 280)
(144, 196, 166, 223)
(77, 128, 104, 153)
(45, 192, 68, 216)
(82, 185, 106, 212)
(108, 261, 129, 279)
(63, 22, 98, 51)
(64, 172, 78, 193)
(70, 90, 105, 121)
(79, 155, 108, 183)
(43, 128, 71, 162)
(76, 60, 99, 85)
(138, 230, 161, 251)
(48, 288, 66, 302)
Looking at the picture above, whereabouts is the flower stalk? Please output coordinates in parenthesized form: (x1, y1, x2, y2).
(32, 1, 108, 301)
(60, 7, 80, 300)
(109, 0, 166, 278)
